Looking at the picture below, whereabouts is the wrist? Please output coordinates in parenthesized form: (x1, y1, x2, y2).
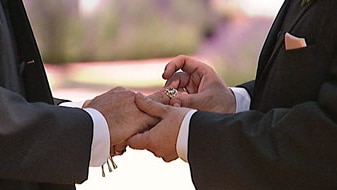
(228, 88, 237, 113)
(229, 87, 251, 112)
(82, 99, 92, 108)
(176, 109, 197, 162)
(83, 108, 110, 167)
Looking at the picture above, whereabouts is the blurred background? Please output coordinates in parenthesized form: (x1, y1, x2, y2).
(22, 0, 283, 189)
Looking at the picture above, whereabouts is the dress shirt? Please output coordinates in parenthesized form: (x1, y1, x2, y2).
(60, 101, 110, 167)
(176, 87, 251, 162)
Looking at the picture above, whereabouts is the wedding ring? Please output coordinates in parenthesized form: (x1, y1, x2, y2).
(164, 87, 178, 98)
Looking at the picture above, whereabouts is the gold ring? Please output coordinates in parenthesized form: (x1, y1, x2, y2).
(164, 87, 178, 98)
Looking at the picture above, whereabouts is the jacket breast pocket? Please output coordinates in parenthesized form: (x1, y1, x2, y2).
(265, 43, 331, 105)
(277, 44, 321, 72)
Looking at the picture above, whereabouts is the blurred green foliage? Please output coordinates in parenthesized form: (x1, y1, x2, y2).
(24, 0, 216, 63)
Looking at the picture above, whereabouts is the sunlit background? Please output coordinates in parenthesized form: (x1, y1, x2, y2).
(22, 0, 283, 189)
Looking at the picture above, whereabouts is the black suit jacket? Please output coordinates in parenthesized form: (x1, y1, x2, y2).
(189, 0, 337, 189)
(0, 0, 93, 189)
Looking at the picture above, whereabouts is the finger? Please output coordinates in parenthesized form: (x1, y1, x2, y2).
(170, 92, 205, 110)
(129, 132, 178, 161)
(162, 156, 177, 163)
(127, 132, 150, 150)
(147, 91, 170, 105)
(114, 142, 127, 153)
(162, 55, 208, 79)
(162, 55, 186, 80)
(164, 72, 190, 89)
(128, 131, 164, 159)
(170, 93, 187, 107)
(135, 93, 168, 119)
(163, 55, 196, 79)
(169, 92, 188, 107)
(111, 142, 127, 156)
(111, 86, 127, 92)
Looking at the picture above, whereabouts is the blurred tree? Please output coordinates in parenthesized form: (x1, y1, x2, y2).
(24, 0, 80, 62)
(24, 0, 217, 63)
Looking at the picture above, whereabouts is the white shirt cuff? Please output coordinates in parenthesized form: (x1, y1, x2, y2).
(60, 101, 110, 167)
(230, 87, 251, 112)
(59, 100, 86, 108)
(176, 109, 197, 162)
(176, 88, 250, 162)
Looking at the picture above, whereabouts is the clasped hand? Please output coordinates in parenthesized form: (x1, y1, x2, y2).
(128, 55, 237, 162)
(83, 87, 170, 157)
(84, 55, 236, 162)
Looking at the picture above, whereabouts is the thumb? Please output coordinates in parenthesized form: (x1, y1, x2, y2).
(135, 93, 168, 118)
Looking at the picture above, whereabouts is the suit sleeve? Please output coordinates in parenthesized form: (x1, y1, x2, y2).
(53, 97, 71, 105)
(188, 81, 337, 189)
(0, 87, 93, 184)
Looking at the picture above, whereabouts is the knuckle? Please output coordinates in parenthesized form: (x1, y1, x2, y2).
(115, 86, 128, 91)
(178, 54, 188, 59)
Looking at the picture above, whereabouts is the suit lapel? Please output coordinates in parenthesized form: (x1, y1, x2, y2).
(251, 0, 315, 108)
(266, 0, 314, 66)
(257, 0, 291, 75)
(7, 0, 54, 104)
(256, 0, 314, 83)
(284, 0, 314, 31)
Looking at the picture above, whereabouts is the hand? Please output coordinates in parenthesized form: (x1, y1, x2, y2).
(128, 93, 191, 162)
(110, 90, 171, 156)
(162, 55, 236, 113)
(84, 87, 163, 156)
